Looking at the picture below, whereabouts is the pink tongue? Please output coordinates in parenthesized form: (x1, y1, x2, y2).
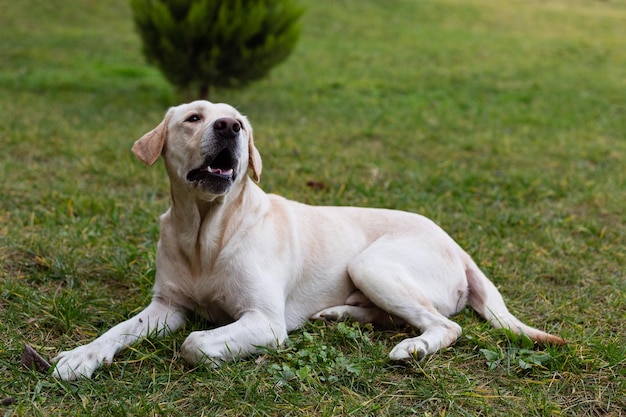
(208, 167, 233, 176)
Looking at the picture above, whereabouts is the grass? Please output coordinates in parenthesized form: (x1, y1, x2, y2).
(1, 0, 625, 415)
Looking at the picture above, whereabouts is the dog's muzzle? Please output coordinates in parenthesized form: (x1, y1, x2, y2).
(186, 117, 241, 189)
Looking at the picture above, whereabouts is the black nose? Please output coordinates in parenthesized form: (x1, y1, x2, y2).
(213, 117, 241, 138)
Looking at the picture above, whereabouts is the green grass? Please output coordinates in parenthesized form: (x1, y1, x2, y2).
(1, 0, 625, 415)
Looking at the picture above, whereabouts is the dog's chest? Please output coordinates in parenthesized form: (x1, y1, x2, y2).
(163, 277, 234, 325)
(163, 254, 247, 325)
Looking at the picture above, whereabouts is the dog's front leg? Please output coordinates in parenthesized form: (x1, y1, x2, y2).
(180, 311, 287, 366)
(52, 298, 186, 380)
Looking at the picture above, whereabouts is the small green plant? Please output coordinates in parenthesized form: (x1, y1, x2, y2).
(480, 347, 554, 372)
(480, 333, 554, 373)
(264, 322, 375, 390)
(130, 0, 303, 99)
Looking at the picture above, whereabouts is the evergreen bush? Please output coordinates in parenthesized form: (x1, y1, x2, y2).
(130, 0, 304, 99)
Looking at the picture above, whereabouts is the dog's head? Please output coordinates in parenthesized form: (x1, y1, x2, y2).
(132, 101, 262, 199)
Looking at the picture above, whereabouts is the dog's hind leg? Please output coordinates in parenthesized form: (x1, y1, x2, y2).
(347, 236, 467, 361)
(312, 305, 401, 326)
(312, 290, 404, 326)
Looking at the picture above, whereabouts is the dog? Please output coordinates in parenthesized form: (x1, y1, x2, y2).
(52, 100, 564, 380)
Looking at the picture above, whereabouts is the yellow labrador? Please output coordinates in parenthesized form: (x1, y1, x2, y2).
(52, 101, 564, 380)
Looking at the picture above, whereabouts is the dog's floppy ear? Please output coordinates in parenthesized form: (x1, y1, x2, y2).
(132, 110, 171, 166)
(246, 121, 262, 182)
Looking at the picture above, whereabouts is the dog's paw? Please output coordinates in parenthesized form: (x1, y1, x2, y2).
(388, 338, 429, 362)
(51, 343, 112, 380)
(180, 331, 230, 367)
(310, 307, 347, 322)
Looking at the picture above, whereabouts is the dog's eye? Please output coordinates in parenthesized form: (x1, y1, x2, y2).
(185, 114, 202, 123)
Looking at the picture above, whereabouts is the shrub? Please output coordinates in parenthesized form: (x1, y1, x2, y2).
(130, 0, 304, 99)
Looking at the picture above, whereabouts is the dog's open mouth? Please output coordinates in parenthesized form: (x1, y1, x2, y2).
(186, 148, 236, 183)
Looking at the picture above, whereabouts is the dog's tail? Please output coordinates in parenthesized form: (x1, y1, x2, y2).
(465, 259, 565, 345)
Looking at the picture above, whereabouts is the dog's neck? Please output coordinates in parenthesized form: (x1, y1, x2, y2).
(167, 177, 268, 250)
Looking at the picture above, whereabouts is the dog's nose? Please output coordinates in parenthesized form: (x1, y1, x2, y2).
(213, 117, 241, 138)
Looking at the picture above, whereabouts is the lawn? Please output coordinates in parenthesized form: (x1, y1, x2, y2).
(1, 0, 625, 415)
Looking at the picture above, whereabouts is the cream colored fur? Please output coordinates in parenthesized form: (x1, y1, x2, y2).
(52, 101, 563, 380)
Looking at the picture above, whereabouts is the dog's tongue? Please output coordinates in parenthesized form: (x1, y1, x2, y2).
(208, 166, 233, 176)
